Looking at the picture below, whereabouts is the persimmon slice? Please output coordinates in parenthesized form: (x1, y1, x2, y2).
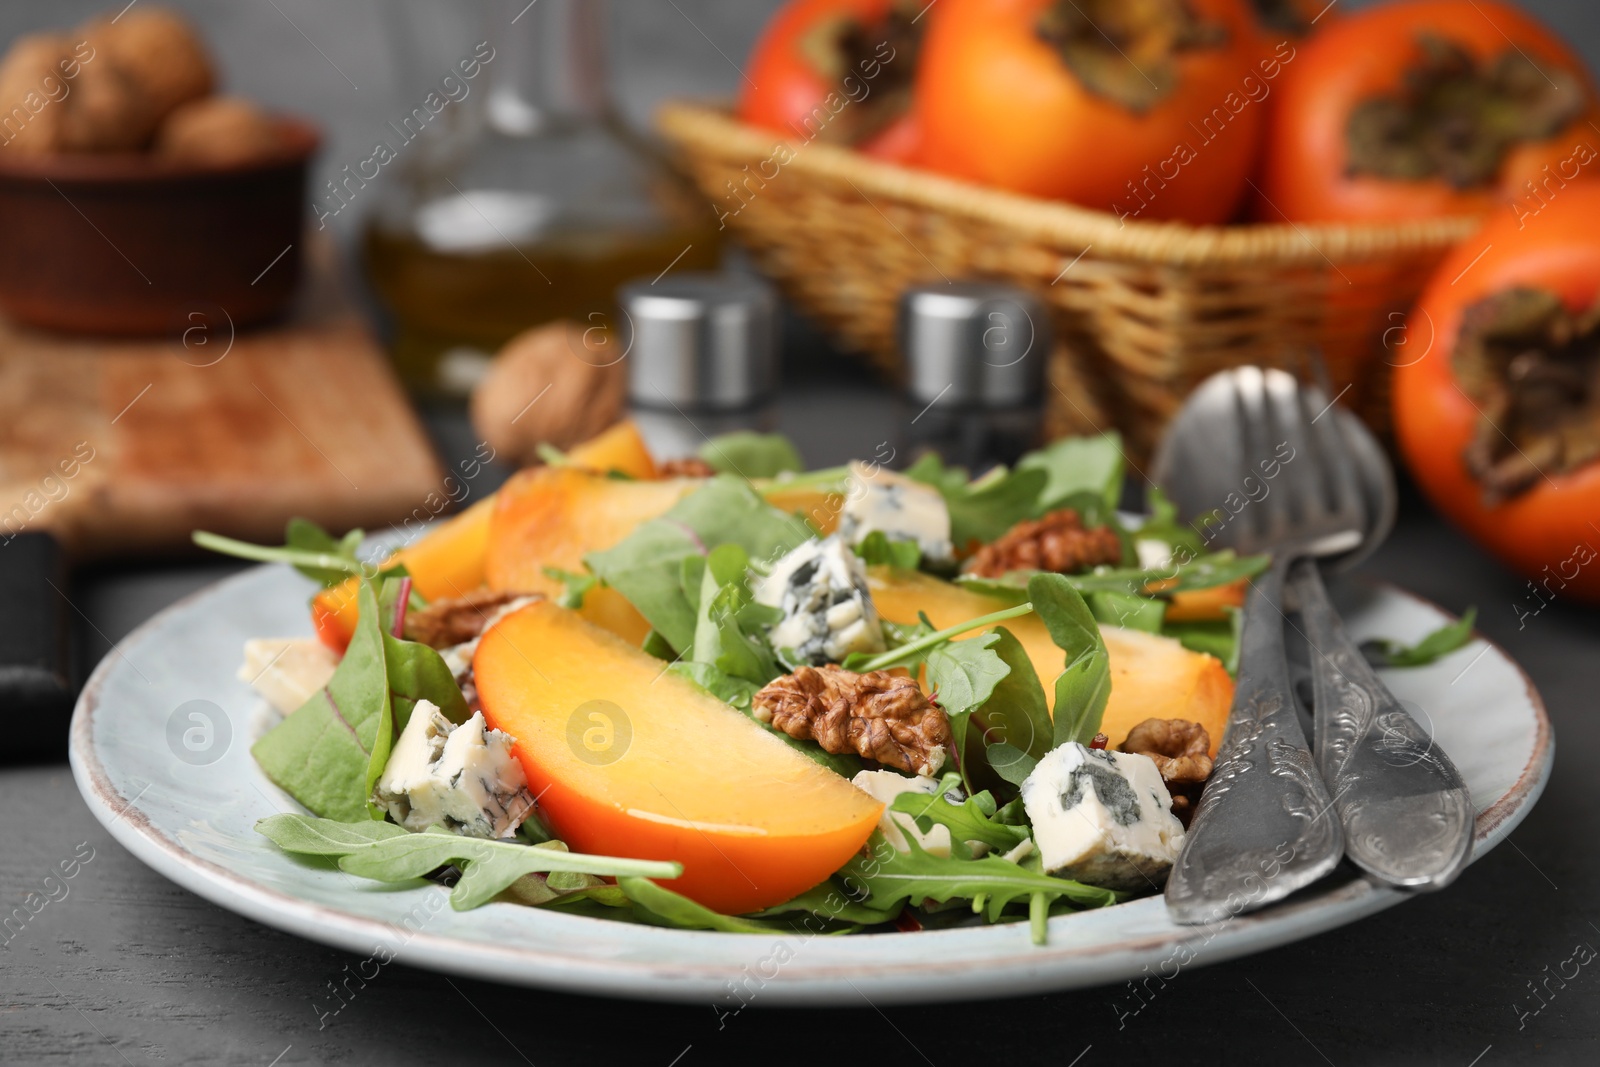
(474, 600, 883, 913)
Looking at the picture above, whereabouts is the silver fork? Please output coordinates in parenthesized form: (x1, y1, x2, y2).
(1156, 367, 1356, 924)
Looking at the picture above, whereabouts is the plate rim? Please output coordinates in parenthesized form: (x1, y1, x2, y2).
(69, 564, 1554, 1005)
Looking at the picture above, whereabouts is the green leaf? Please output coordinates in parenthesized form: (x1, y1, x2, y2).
(1361, 608, 1478, 668)
(838, 832, 1120, 942)
(640, 630, 676, 660)
(1136, 485, 1205, 556)
(845, 602, 1035, 673)
(689, 543, 782, 686)
(1164, 610, 1244, 675)
(904, 454, 1049, 551)
(585, 476, 812, 653)
(753, 879, 902, 925)
(1017, 433, 1125, 514)
(251, 579, 467, 822)
(616, 877, 792, 933)
(258, 815, 681, 911)
(698, 432, 805, 478)
(853, 531, 922, 570)
(251, 581, 394, 822)
(888, 791, 1029, 858)
(986, 742, 1037, 786)
(256, 813, 408, 855)
(193, 525, 373, 588)
(924, 632, 1009, 792)
(955, 549, 1269, 600)
(1088, 591, 1165, 633)
(1027, 573, 1111, 749)
(334, 832, 681, 911)
(542, 566, 598, 610)
(968, 628, 1054, 784)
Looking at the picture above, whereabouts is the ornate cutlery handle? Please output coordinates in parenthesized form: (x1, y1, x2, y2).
(1166, 557, 1344, 925)
(1292, 559, 1473, 889)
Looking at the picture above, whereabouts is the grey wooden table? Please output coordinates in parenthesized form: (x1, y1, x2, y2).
(4, 350, 1598, 1066)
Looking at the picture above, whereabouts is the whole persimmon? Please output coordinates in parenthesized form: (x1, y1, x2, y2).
(738, 0, 923, 162)
(1393, 183, 1600, 603)
(912, 0, 1271, 224)
(1257, 0, 1600, 223)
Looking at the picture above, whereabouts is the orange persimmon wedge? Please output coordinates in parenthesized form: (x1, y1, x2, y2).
(866, 567, 1232, 757)
(311, 496, 497, 651)
(564, 419, 658, 480)
(475, 601, 883, 913)
(483, 466, 701, 644)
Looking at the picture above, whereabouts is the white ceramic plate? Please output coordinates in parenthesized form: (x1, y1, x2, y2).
(70, 562, 1551, 1005)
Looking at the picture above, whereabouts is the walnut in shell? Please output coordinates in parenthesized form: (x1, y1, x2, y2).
(752, 665, 951, 777)
(157, 96, 285, 165)
(470, 320, 627, 467)
(0, 34, 72, 155)
(85, 7, 213, 118)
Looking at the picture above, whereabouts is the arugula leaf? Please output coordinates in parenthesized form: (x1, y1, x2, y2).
(1136, 485, 1204, 556)
(698, 431, 805, 478)
(967, 628, 1054, 780)
(616, 877, 794, 933)
(925, 632, 1010, 792)
(259, 814, 680, 910)
(956, 549, 1269, 600)
(256, 812, 408, 854)
(986, 742, 1037, 786)
(845, 603, 1035, 673)
(585, 476, 812, 653)
(838, 832, 1119, 944)
(1361, 608, 1478, 668)
(888, 791, 1030, 858)
(1164, 610, 1244, 675)
(285, 519, 368, 585)
(689, 543, 782, 686)
(754, 880, 902, 925)
(193, 524, 382, 588)
(542, 566, 597, 610)
(668, 661, 761, 711)
(1088, 591, 1166, 633)
(641, 630, 676, 660)
(904, 454, 1048, 551)
(1028, 573, 1111, 750)
(854, 531, 922, 570)
(1017, 433, 1125, 514)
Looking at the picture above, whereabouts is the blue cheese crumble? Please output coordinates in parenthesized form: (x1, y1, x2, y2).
(374, 701, 535, 839)
(1020, 743, 1185, 891)
(755, 535, 886, 665)
(839, 462, 954, 563)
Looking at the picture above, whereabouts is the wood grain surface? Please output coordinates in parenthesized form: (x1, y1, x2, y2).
(0, 248, 443, 559)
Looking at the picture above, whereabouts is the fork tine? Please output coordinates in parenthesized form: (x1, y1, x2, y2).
(1228, 367, 1275, 555)
(1302, 375, 1369, 537)
(1261, 367, 1320, 544)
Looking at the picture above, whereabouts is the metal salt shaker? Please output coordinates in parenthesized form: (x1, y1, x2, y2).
(898, 283, 1049, 471)
(617, 273, 779, 462)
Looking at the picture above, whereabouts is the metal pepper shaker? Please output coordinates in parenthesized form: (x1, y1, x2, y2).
(898, 283, 1049, 470)
(617, 273, 780, 463)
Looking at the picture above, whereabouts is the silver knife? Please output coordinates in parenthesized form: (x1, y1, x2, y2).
(1291, 558, 1473, 888)
(1165, 558, 1345, 924)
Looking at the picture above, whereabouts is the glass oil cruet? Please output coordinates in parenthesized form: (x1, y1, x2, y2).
(362, 0, 722, 397)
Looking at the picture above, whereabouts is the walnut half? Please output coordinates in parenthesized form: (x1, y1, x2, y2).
(752, 665, 950, 777)
(403, 589, 539, 650)
(1119, 717, 1213, 785)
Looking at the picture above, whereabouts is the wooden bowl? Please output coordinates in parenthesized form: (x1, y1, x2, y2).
(0, 117, 319, 335)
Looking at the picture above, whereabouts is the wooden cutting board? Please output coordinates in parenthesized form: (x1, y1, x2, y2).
(0, 251, 444, 560)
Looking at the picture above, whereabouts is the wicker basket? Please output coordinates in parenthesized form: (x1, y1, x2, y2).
(658, 101, 1483, 459)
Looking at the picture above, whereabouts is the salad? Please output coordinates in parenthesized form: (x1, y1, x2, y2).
(198, 422, 1345, 943)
